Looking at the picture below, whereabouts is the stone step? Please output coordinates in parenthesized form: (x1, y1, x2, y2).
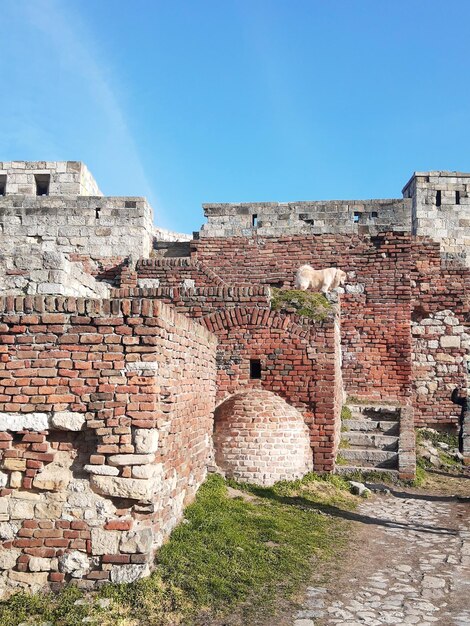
(334, 466, 399, 480)
(348, 404, 401, 422)
(338, 448, 399, 469)
(345, 419, 399, 435)
(341, 432, 399, 451)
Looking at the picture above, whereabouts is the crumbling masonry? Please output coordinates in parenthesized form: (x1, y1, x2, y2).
(0, 161, 468, 596)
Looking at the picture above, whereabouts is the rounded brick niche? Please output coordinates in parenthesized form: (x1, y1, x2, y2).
(214, 389, 313, 486)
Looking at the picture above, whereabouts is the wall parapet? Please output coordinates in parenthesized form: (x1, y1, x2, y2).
(199, 199, 411, 238)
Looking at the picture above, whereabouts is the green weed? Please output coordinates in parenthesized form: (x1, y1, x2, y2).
(270, 288, 332, 321)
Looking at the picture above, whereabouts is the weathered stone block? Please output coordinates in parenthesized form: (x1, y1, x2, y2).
(90, 476, 155, 501)
(59, 551, 91, 577)
(134, 429, 159, 454)
(110, 564, 149, 584)
(50, 411, 86, 431)
(440, 335, 461, 348)
(107, 454, 154, 467)
(90, 529, 120, 556)
(120, 528, 153, 554)
(0, 412, 48, 432)
(0, 549, 20, 570)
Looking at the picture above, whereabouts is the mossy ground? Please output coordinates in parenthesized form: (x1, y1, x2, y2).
(270, 288, 332, 321)
(0, 474, 356, 626)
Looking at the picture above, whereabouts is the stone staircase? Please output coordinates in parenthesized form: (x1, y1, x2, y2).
(337, 404, 401, 475)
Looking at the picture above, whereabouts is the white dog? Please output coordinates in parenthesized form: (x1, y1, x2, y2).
(294, 265, 347, 293)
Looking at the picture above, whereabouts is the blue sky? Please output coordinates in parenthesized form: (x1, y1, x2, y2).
(2, 1, 470, 233)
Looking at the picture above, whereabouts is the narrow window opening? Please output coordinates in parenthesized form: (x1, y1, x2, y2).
(0, 175, 6, 196)
(436, 190, 441, 207)
(95, 207, 101, 219)
(252, 214, 258, 228)
(35, 174, 50, 196)
(353, 211, 361, 223)
(250, 359, 262, 379)
(371, 211, 378, 218)
(456, 191, 460, 205)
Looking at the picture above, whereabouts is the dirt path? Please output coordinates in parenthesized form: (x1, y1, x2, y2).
(292, 473, 470, 626)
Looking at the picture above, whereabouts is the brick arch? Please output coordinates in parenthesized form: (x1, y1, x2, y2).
(201, 307, 316, 341)
(201, 306, 340, 473)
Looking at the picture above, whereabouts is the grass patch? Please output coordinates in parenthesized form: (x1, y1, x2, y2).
(0, 474, 355, 626)
(417, 427, 458, 450)
(340, 406, 352, 420)
(413, 458, 428, 487)
(270, 288, 332, 321)
(346, 396, 397, 406)
(337, 468, 399, 485)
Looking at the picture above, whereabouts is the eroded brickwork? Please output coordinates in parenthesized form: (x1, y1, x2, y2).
(0, 296, 216, 595)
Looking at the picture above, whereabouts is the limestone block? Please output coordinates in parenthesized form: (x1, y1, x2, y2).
(29, 557, 57, 572)
(107, 454, 154, 467)
(110, 563, 149, 584)
(90, 476, 155, 501)
(440, 335, 461, 348)
(0, 412, 48, 432)
(50, 411, 85, 431)
(0, 548, 20, 570)
(9, 499, 34, 520)
(0, 522, 20, 540)
(120, 528, 153, 554)
(0, 499, 8, 522)
(8, 570, 48, 590)
(84, 464, 119, 476)
(0, 472, 8, 488)
(131, 463, 163, 479)
(90, 529, 120, 556)
(134, 429, 159, 454)
(2, 459, 26, 471)
(9, 472, 22, 489)
(137, 278, 160, 289)
(59, 551, 91, 577)
(33, 462, 72, 492)
(34, 498, 64, 520)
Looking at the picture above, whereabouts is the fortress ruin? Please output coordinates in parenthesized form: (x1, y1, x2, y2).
(0, 161, 468, 596)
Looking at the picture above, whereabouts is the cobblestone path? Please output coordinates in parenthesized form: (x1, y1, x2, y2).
(293, 489, 470, 626)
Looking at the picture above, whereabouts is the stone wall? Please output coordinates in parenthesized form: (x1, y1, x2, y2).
(404, 171, 470, 264)
(0, 296, 217, 596)
(199, 199, 411, 238)
(0, 244, 110, 298)
(0, 195, 153, 260)
(0, 162, 102, 197)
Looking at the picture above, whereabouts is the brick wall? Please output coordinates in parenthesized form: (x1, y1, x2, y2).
(214, 389, 313, 485)
(0, 296, 216, 595)
(411, 238, 469, 426)
(193, 233, 413, 404)
(132, 258, 227, 290)
(112, 287, 343, 472)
